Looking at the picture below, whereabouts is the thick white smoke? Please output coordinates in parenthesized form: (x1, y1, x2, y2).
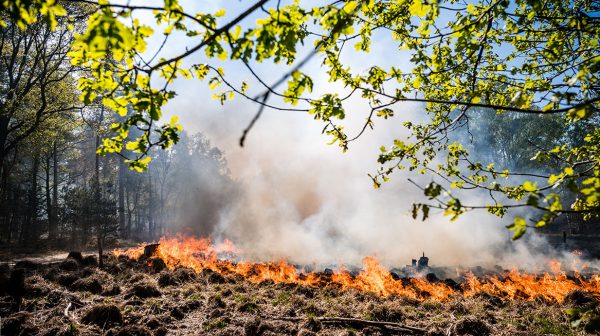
(164, 69, 592, 271)
(141, 0, 594, 271)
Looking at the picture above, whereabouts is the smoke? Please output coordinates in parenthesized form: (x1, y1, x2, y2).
(154, 132, 239, 238)
(142, 2, 594, 271)
(161, 75, 586, 271)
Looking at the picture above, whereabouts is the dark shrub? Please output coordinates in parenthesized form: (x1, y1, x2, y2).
(452, 317, 491, 336)
(67, 251, 83, 263)
(59, 259, 79, 272)
(81, 304, 123, 327)
(82, 255, 98, 266)
(72, 277, 103, 294)
(148, 257, 166, 273)
(127, 282, 161, 299)
(57, 273, 78, 287)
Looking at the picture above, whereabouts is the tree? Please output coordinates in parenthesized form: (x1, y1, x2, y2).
(0, 3, 84, 242)
(0, 7, 81, 189)
(7, 0, 599, 238)
(456, 110, 567, 171)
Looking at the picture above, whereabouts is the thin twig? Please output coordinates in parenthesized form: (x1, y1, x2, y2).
(240, 93, 269, 147)
(269, 316, 427, 334)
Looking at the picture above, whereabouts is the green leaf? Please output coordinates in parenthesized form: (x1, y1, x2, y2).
(411, 204, 419, 219)
(424, 182, 442, 199)
(522, 181, 537, 192)
(421, 204, 430, 220)
(564, 167, 574, 176)
(409, 0, 429, 17)
(466, 3, 476, 14)
(512, 226, 527, 240)
(508, 217, 528, 240)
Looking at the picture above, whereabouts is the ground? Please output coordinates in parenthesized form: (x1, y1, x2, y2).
(0, 253, 599, 336)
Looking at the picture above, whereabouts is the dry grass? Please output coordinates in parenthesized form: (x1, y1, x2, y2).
(0, 254, 597, 335)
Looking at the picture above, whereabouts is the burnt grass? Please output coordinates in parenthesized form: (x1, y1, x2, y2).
(1, 254, 599, 336)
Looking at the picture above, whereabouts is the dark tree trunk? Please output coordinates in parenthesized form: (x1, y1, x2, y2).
(45, 153, 52, 242)
(51, 142, 58, 239)
(127, 212, 132, 238)
(0, 116, 9, 241)
(94, 106, 104, 268)
(148, 173, 153, 239)
(23, 155, 40, 242)
(118, 159, 125, 237)
(97, 234, 103, 268)
(133, 189, 140, 237)
(0, 116, 9, 202)
(125, 188, 131, 239)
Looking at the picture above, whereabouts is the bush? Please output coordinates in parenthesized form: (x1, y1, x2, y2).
(127, 282, 161, 299)
(59, 259, 79, 272)
(82, 255, 98, 266)
(72, 277, 103, 294)
(451, 317, 491, 336)
(66, 251, 83, 263)
(81, 304, 123, 327)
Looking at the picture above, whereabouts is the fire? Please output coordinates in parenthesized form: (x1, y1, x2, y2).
(462, 270, 579, 302)
(114, 236, 600, 303)
(549, 259, 562, 274)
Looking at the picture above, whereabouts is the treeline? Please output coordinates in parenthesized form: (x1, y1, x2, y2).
(459, 110, 599, 172)
(451, 109, 600, 218)
(0, 5, 234, 250)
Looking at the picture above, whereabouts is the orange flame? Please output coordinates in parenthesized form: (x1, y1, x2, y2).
(114, 236, 600, 303)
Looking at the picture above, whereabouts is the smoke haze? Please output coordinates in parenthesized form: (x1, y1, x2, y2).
(132, 0, 593, 271)
(163, 79, 589, 271)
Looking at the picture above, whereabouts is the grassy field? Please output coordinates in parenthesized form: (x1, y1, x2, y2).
(1, 253, 599, 335)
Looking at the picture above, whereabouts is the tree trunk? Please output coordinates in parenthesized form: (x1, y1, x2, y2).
(127, 212, 132, 239)
(148, 173, 153, 239)
(97, 234, 103, 268)
(94, 106, 104, 268)
(0, 116, 9, 202)
(125, 189, 131, 239)
(0, 116, 10, 241)
(24, 155, 40, 242)
(133, 189, 140, 237)
(45, 153, 53, 242)
(51, 142, 58, 239)
(118, 159, 125, 237)
(158, 191, 164, 237)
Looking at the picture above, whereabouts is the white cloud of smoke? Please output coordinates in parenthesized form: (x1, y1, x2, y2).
(137, 0, 593, 272)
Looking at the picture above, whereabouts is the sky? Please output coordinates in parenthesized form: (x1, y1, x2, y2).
(120, 0, 581, 269)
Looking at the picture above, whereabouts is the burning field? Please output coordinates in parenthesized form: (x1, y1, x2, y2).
(2, 236, 600, 335)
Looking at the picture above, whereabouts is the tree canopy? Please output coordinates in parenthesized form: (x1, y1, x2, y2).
(3, 0, 599, 238)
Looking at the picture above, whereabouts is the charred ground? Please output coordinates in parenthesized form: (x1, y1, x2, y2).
(1, 253, 600, 336)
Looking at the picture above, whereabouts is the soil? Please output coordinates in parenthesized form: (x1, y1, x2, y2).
(0, 253, 598, 335)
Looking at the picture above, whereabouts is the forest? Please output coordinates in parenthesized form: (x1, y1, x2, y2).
(1, 0, 600, 335)
(0, 3, 236, 253)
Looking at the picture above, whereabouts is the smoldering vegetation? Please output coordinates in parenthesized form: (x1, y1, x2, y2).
(2, 253, 600, 336)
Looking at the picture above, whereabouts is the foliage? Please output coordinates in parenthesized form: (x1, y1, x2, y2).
(5, 0, 599, 237)
(63, 185, 118, 241)
(0, 6, 81, 158)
